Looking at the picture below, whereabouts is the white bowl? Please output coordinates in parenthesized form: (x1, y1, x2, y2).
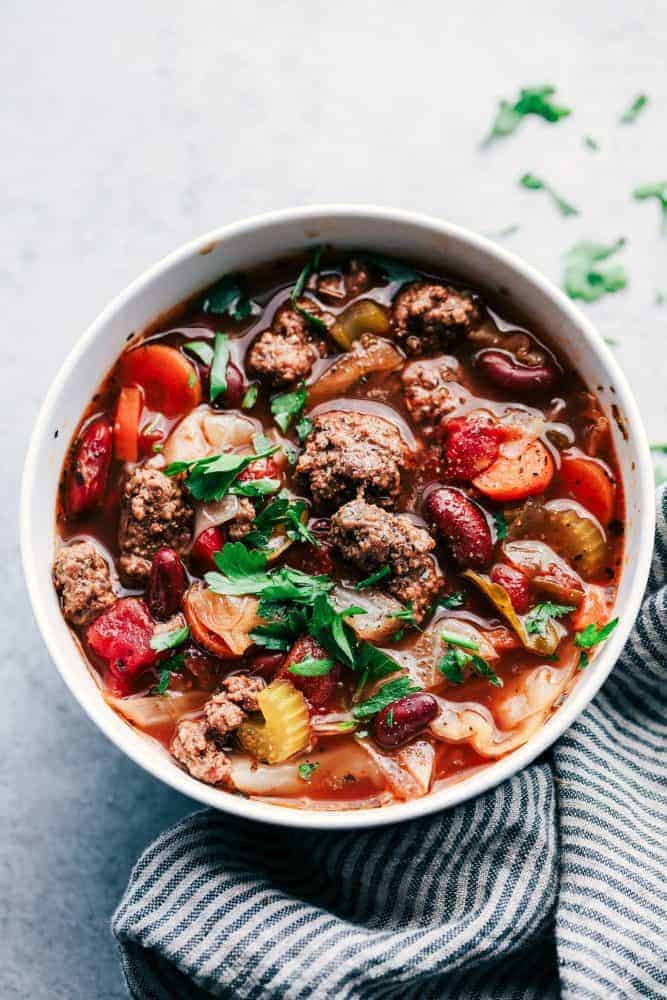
(21, 205, 655, 830)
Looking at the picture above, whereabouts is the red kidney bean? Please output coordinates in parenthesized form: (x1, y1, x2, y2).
(309, 518, 332, 541)
(210, 362, 245, 409)
(279, 635, 340, 710)
(372, 693, 438, 749)
(475, 349, 559, 393)
(247, 651, 285, 679)
(490, 563, 532, 614)
(146, 548, 187, 619)
(67, 416, 113, 516)
(191, 525, 226, 573)
(424, 487, 493, 568)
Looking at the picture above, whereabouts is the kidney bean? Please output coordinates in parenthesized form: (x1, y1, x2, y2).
(67, 416, 113, 517)
(372, 693, 438, 749)
(476, 349, 559, 394)
(279, 635, 340, 710)
(247, 650, 286, 679)
(424, 486, 493, 568)
(191, 525, 226, 572)
(209, 362, 245, 409)
(490, 563, 531, 614)
(146, 548, 187, 619)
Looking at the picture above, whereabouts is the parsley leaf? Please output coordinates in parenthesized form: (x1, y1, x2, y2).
(578, 650, 590, 670)
(583, 135, 599, 152)
(298, 762, 319, 781)
(524, 602, 575, 637)
(251, 604, 309, 651)
(150, 651, 186, 695)
(564, 239, 628, 303)
(229, 478, 281, 499)
(620, 94, 648, 124)
(356, 641, 401, 681)
(309, 593, 364, 667)
(245, 495, 316, 548)
(242, 384, 259, 409)
(388, 602, 420, 629)
(152, 670, 172, 695)
(200, 274, 256, 320)
(291, 246, 327, 330)
(494, 512, 508, 541)
(633, 182, 667, 235)
(484, 85, 571, 145)
(439, 632, 502, 686)
(209, 332, 230, 403)
(355, 566, 391, 590)
(574, 618, 619, 649)
(441, 629, 480, 652)
(150, 625, 190, 653)
(165, 443, 279, 502)
(439, 592, 465, 610)
(352, 677, 421, 720)
(271, 382, 308, 434)
(184, 340, 214, 366)
(361, 253, 420, 285)
(295, 415, 313, 442)
(206, 543, 271, 595)
(437, 646, 470, 683)
(288, 658, 334, 676)
(519, 172, 579, 217)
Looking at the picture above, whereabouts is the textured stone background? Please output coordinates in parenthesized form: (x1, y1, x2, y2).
(2, 1, 665, 995)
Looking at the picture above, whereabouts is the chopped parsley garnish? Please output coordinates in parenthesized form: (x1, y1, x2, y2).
(244, 494, 316, 548)
(150, 651, 186, 695)
(242, 384, 259, 409)
(575, 617, 619, 669)
(207, 543, 332, 603)
(355, 566, 391, 590)
(524, 602, 575, 637)
(650, 444, 667, 454)
(183, 340, 214, 366)
(309, 593, 365, 667)
(519, 172, 579, 217)
(229, 478, 281, 499)
(441, 630, 480, 652)
(494, 511, 508, 541)
(271, 382, 308, 434)
(209, 333, 230, 403)
(483, 85, 571, 145)
(200, 273, 256, 320)
(438, 631, 502, 687)
(564, 238, 628, 302)
(291, 246, 327, 330)
(437, 647, 471, 684)
(386, 709, 395, 727)
(352, 677, 421, 720)
(298, 762, 320, 781)
(295, 415, 313, 442)
(388, 603, 420, 630)
(288, 658, 334, 676)
(165, 443, 279, 502)
(438, 592, 466, 610)
(633, 182, 667, 235)
(361, 253, 420, 285)
(656, 292, 666, 306)
(619, 94, 648, 124)
(150, 625, 190, 653)
(583, 135, 599, 151)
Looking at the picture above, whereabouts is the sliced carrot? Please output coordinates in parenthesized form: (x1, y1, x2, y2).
(571, 584, 609, 631)
(560, 454, 616, 526)
(119, 344, 202, 417)
(113, 386, 142, 462)
(473, 439, 554, 502)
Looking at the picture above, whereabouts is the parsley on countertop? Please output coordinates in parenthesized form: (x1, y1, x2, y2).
(564, 239, 628, 302)
(519, 172, 579, 217)
(483, 85, 571, 145)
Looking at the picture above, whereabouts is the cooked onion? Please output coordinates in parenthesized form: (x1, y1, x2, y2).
(307, 335, 403, 407)
(183, 585, 259, 657)
(360, 739, 435, 799)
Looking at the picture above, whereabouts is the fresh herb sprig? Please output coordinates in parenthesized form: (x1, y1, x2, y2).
(438, 631, 502, 687)
(298, 762, 319, 781)
(291, 246, 327, 330)
(361, 253, 420, 285)
(165, 443, 279, 502)
(524, 602, 575, 637)
(352, 677, 421, 720)
(210, 333, 230, 403)
(200, 273, 257, 320)
(151, 651, 186, 695)
(271, 382, 308, 434)
(288, 658, 334, 677)
(244, 494, 317, 548)
(519, 173, 579, 217)
(355, 566, 391, 590)
(150, 625, 190, 653)
(574, 617, 619, 668)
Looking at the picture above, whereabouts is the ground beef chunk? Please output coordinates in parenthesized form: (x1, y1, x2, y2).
(204, 693, 245, 735)
(118, 466, 194, 587)
(171, 720, 233, 786)
(401, 356, 469, 430)
(316, 259, 371, 304)
(53, 541, 116, 626)
(296, 410, 406, 510)
(391, 282, 481, 355)
(330, 500, 443, 619)
(221, 674, 265, 712)
(227, 498, 255, 542)
(246, 298, 332, 387)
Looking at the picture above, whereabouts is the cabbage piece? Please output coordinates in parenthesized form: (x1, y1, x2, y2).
(360, 738, 435, 800)
(330, 584, 404, 643)
(107, 691, 209, 731)
(230, 737, 384, 794)
(163, 405, 260, 464)
(463, 570, 565, 655)
(429, 697, 544, 758)
(183, 585, 259, 657)
(507, 499, 606, 580)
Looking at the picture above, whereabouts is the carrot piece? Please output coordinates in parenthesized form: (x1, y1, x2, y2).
(473, 440, 554, 502)
(119, 344, 202, 417)
(560, 454, 616, 525)
(113, 387, 142, 462)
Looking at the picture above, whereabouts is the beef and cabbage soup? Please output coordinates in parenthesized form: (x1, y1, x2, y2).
(53, 249, 623, 810)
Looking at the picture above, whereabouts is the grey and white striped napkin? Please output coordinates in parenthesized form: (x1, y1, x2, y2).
(112, 489, 667, 1000)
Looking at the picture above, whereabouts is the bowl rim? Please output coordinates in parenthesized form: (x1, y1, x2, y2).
(20, 203, 655, 830)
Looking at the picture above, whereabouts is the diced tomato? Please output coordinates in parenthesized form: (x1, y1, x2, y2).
(191, 526, 226, 572)
(278, 636, 340, 710)
(491, 563, 532, 614)
(119, 344, 202, 417)
(237, 457, 283, 484)
(560, 454, 616, 526)
(138, 419, 166, 458)
(473, 440, 554, 502)
(86, 598, 157, 695)
(67, 416, 113, 517)
(113, 386, 142, 462)
(443, 416, 506, 482)
(571, 585, 609, 631)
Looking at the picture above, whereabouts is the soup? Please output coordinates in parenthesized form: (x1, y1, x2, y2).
(53, 249, 623, 810)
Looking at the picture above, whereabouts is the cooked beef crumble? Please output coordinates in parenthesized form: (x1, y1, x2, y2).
(401, 356, 468, 430)
(296, 410, 406, 509)
(118, 467, 194, 586)
(391, 281, 481, 355)
(171, 720, 233, 785)
(246, 298, 332, 387)
(330, 499, 443, 619)
(53, 541, 116, 626)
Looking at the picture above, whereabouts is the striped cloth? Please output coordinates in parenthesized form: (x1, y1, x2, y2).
(113, 489, 667, 1000)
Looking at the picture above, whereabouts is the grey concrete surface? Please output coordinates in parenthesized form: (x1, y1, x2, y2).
(2, 1, 666, 996)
